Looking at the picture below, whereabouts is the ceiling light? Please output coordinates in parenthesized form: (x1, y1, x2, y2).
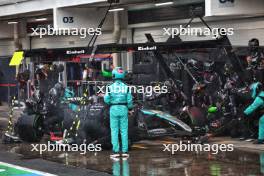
(35, 18, 48, 21)
(109, 8, 124, 12)
(155, 2, 173, 7)
(8, 21, 18, 24)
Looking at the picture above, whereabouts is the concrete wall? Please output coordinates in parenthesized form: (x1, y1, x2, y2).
(1, 16, 264, 57)
(0, 2, 264, 58)
(0, 40, 15, 56)
(0, 6, 128, 55)
(132, 17, 264, 46)
(0, 22, 14, 39)
(0, 0, 106, 17)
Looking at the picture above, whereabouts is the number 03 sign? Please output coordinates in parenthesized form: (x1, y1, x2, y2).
(63, 17, 74, 23)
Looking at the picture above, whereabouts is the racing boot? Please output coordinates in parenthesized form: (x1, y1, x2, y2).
(110, 152, 120, 160)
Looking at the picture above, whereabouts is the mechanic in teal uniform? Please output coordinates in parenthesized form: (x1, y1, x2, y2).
(244, 82, 264, 144)
(104, 67, 133, 159)
(63, 87, 78, 112)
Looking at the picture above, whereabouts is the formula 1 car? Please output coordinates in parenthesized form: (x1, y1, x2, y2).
(14, 84, 193, 148)
(73, 99, 193, 149)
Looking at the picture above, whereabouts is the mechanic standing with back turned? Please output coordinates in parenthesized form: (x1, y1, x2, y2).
(104, 67, 133, 159)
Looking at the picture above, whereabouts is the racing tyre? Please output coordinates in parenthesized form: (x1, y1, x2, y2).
(17, 113, 44, 142)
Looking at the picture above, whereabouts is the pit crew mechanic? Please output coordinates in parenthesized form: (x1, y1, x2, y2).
(104, 67, 133, 159)
(246, 38, 264, 69)
(243, 82, 264, 144)
(245, 38, 264, 83)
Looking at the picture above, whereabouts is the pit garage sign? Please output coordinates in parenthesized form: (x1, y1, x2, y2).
(0, 162, 57, 176)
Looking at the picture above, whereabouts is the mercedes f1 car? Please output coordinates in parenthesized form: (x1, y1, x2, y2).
(12, 82, 193, 148)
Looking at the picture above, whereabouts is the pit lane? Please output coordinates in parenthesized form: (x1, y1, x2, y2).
(0, 105, 264, 176)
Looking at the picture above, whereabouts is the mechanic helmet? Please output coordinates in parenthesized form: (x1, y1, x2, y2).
(35, 65, 47, 79)
(188, 59, 203, 72)
(248, 38, 259, 52)
(250, 82, 262, 99)
(64, 88, 75, 98)
(169, 62, 177, 72)
(54, 82, 63, 90)
(57, 64, 64, 73)
(187, 59, 197, 68)
(224, 62, 233, 75)
(54, 82, 64, 97)
(89, 95, 99, 104)
(112, 67, 126, 80)
(49, 88, 58, 100)
(33, 89, 41, 103)
(204, 61, 215, 72)
(50, 64, 57, 71)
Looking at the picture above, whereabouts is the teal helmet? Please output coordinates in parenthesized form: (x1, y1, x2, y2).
(64, 88, 75, 98)
(112, 67, 126, 80)
(250, 82, 262, 99)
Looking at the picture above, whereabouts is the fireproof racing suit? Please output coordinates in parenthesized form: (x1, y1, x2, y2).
(104, 68, 133, 153)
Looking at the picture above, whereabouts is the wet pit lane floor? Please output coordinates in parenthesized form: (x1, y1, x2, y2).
(0, 107, 264, 176)
(1, 135, 264, 176)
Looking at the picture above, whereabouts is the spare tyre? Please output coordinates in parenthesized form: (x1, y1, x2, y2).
(17, 113, 44, 142)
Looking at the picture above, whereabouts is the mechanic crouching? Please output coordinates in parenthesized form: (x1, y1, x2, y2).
(243, 82, 264, 144)
(104, 67, 133, 159)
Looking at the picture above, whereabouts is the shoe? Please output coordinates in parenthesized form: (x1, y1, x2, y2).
(245, 138, 255, 142)
(110, 152, 120, 159)
(253, 139, 264, 144)
(121, 153, 129, 159)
